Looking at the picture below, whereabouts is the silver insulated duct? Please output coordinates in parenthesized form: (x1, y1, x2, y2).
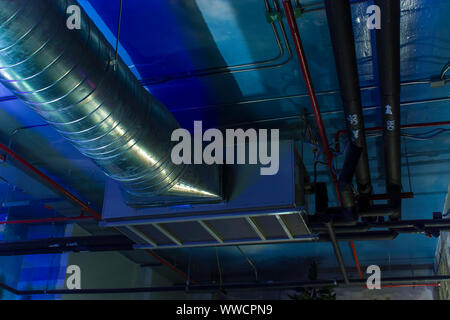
(0, 0, 222, 206)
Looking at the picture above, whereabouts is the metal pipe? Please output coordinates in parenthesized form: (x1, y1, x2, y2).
(325, 222, 350, 284)
(142, 0, 293, 86)
(319, 230, 398, 242)
(321, 1, 404, 276)
(380, 283, 440, 288)
(0, 235, 134, 256)
(282, 1, 363, 282)
(311, 218, 450, 231)
(350, 242, 363, 279)
(0, 215, 94, 225)
(0, 231, 399, 256)
(324, 0, 372, 212)
(0, 141, 102, 220)
(337, 142, 362, 222)
(0, 139, 195, 285)
(1, 275, 448, 296)
(282, 0, 341, 203)
(357, 204, 397, 218)
(334, 120, 450, 153)
(364, 192, 414, 201)
(237, 246, 258, 281)
(0, 0, 221, 206)
(145, 249, 198, 286)
(1, 79, 447, 115)
(375, 0, 402, 221)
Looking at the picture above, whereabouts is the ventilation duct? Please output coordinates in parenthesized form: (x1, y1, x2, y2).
(0, 0, 222, 206)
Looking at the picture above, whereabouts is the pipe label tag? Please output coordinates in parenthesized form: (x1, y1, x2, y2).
(385, 105, 393, 115)
(347, 114, 359, 126)
(387, 120, 396, 131)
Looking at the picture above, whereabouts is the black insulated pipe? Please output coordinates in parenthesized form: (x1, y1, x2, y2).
(320, 230, 398, 241)
(315, 134, 362, 224)
(375, 0, 402, 221)
(311, 218, 450, 231)
(324, 0, 373, 212)
(358, 204, 397, 218)
(3, 275, 449, 296)
(338, 143, 362, 221)
(338, 142, 362, 222)
(325, 221, 350, 284)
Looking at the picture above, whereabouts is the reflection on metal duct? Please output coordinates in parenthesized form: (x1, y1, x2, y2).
(0, 0, 221, 206)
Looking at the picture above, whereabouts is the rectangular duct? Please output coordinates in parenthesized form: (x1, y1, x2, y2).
(100, 140, 314, 249)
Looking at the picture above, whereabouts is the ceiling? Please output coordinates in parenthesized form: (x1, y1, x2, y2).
(0, 0, 449, 286)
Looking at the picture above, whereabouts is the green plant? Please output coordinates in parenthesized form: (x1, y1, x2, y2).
(288, 261, 336, 300)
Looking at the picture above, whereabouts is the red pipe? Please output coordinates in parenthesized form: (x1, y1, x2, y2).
(282, 0, 371, 290)
(350, 242, 363, 279)
(146, 249, 197, 286)
(0, 141, 196, 285)
(282, 0, 341, 204)
(335, 120, 450, 153)
(281, 0, 369, 286)
(283, 1, 445, 290)
(332, 118, 450, 283)
(0, 141, 102, 220)
(281, 1, 438, 290)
